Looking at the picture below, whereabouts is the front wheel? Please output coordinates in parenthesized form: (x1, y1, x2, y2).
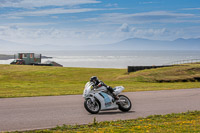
(84, 98, 100, 114)
(118, 95, 132, 112)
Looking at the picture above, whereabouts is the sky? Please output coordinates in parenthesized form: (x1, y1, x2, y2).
(0, 0, 200, 46)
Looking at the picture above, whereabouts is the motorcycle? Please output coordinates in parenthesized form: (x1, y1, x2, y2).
(83, 82, 132, 114)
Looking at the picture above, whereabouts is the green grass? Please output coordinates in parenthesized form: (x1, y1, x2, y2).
(0, 64, 200, 98)
(119, 63, 200, 82)
(12, 111, 200, 133)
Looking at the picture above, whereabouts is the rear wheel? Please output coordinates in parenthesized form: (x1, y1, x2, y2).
(84, 98, 100, 114)
(118, 95, 132, 112)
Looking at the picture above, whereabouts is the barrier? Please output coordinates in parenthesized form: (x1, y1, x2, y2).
(128, 65, 170, 73)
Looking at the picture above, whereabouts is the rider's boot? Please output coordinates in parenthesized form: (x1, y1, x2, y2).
(112, 93, 119, 104)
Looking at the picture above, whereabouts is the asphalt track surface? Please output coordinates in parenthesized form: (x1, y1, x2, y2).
(0, 88, 200, 132)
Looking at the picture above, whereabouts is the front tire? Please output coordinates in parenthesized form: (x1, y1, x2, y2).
(118, 95, 132, 112)
(84, 98, 101, 114)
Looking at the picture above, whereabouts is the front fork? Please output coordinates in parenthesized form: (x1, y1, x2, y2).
(86, 95, 96, 104)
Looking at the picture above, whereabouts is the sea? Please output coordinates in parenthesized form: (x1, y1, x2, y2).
(0, 50, 200, 68)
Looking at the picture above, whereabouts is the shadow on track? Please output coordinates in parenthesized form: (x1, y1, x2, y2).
(90, 111, 135, 115)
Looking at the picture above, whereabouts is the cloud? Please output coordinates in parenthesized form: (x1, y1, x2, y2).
(116, 27, 185, 41)
(1, 23, 200, 46)
(133, 28, 170, 37)
(182, 8, 200, 10)
(84, 11, 196, 24)
(0, 1, 199, 46)
(3, 22, 55, 27)
(130, 27, 200, 40)
(0, 0, 101, 8)
(4, 8, 104, 17)
(0, 25, 118, 45)
(1, 8, 125, 18)
(139, 2, 159, 4)
(105, 3, 118, 7)
(119, 23, 130, 32)
(114, 23, 196, 41)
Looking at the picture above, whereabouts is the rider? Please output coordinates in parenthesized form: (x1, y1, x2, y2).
(90, 76, 119, 100)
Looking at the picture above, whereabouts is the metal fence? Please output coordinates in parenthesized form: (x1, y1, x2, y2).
(128, 59, 200, 73)
(164, 59, 200, 65)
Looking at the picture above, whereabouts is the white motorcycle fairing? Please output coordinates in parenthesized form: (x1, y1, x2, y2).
(93, 91, 118, 110)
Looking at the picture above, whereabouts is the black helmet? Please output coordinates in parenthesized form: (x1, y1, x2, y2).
(90, 76, 98, 84)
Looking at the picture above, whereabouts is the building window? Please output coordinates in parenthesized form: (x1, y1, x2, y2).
(30, 54, 33, 58)
(23, 54, 27, 58)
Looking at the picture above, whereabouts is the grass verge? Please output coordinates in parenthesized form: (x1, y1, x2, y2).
(119, 63, 200, 82)
(0, 64, 200, 98)
(11, 111, 200, 133)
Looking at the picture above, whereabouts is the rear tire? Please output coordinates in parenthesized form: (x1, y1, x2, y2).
(118, 95, 132, 112)
(84, 98, 101, 114)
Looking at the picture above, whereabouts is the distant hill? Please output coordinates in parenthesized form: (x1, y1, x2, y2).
(0, 38, 200, 51)
(63, 37, 200, 50)
(98, 38, 200, 50)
